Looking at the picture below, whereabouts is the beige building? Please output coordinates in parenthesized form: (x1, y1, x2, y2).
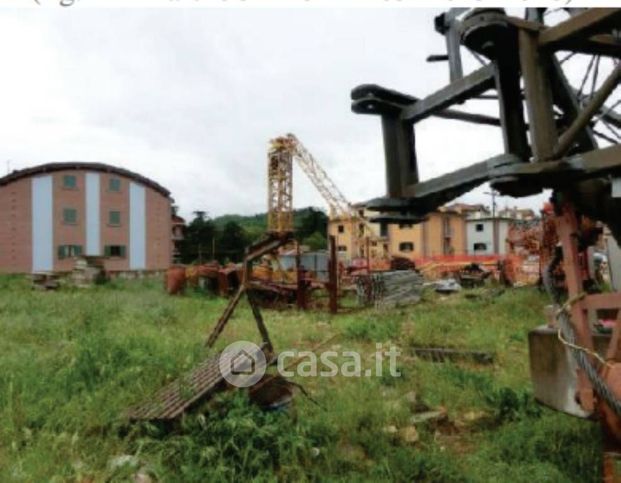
(327, 204, 389, 262)
(327, 204, 467, 263)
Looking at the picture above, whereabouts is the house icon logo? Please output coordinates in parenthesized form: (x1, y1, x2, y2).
(219, 341, 266, 388)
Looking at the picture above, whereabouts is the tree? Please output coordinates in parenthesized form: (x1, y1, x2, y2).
(216, 221, 248, 263)
(179, 211, 216, 264)
(297, 207, 328, 240)
(303, 231, 327, 251)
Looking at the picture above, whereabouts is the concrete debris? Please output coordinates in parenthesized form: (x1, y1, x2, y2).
(399, 426, 420, 444)
(133, 471, 153, 483)
(31, 272, 60, 291)
(410, 409, 448, 425)
(402, 391, 418, 408)
(382, 425, 398, 434)
(108, 455, 140, 471)
(71, 256, 106, 288)
(434, 278, 461, 294)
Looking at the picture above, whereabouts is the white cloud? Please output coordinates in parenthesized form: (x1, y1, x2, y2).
(0, 8, 579, 220)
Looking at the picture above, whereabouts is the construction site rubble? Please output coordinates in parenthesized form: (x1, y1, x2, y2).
(166, 263, 241, 296)
(71, 256, 107, 288)
(434, 278, 461, 294)
(356, 270, 424, 309)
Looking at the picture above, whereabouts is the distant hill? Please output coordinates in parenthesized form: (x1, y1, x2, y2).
(213, 207, 327, 239)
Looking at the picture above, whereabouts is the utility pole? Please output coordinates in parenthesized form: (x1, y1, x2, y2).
(484, 189, 500, 255)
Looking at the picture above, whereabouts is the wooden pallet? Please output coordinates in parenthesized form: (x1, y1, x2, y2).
(127, 343, 270, 421)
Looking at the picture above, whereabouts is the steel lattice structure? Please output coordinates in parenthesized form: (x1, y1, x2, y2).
(267, 137, 294, 234)
(268, 133, 387, 259)
(352, 6, 621, 475)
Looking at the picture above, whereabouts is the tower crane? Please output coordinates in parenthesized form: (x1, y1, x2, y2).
(267, 133, 387, 261)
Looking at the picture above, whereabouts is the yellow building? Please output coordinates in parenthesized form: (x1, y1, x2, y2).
(327, 204, 467, 263)
(327, 204, 389, 261)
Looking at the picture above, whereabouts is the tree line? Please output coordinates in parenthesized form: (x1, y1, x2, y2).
(177, 207, 328, 264)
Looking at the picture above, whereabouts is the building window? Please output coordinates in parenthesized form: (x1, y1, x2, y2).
(108, 210, 121, 226)
(109, 177, 121, 192)
(399, 242, 414, 252)
(63, 208, 78, 224)
(104, 245, 126, 258)
(338, 225, 344, 234)
(476, 223, 484, 232)
(62, 175, 77, 189)
(399, 223, 413, 230)
(380, 222, 388, 238)
(337, 245, 347, 252)
(474, 242, 487, 252)
(58, 245, 82, 259)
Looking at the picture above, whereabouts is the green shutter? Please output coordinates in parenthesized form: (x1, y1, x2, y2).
(75, 245, 83, 256)
(104, 245, 111, 257)
(63, 175, 77, 189)
(58, 245, 65, 259)
(63, 208, 77, 224)
(109, 211, 121, 225)
(120, 246, 126, 258)
(109, 178, 121, 192)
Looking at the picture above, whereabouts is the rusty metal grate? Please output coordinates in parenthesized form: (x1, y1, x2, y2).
(127, 344, 269, 421)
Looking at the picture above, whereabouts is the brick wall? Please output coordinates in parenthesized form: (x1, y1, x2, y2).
(0, 168, 172, 273)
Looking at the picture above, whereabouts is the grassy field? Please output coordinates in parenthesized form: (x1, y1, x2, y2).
(0, 275, 602, 482)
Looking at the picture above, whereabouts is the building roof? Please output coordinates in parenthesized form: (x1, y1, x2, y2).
(0, 162, 171, 198)
(446, 202, 489, 214)
(466, 216, 515, 222)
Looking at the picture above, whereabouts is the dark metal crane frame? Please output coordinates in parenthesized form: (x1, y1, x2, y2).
(352, 8, 621, 228)
(352, 6, 621, 473)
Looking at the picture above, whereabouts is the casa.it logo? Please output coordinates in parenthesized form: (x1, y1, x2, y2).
(219, 341, 266, 388)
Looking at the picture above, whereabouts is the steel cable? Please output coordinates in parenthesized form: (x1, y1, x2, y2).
(543, 250, 621, 416)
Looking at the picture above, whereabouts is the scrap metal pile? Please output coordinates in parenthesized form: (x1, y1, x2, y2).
(505, 218, 544, 285)
(166, 262, 241, 296)
(417, 255, 501, 281)
(356, 270, 424, 309)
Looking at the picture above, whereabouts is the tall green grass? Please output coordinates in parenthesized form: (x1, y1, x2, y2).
(0, 277, 601, 481)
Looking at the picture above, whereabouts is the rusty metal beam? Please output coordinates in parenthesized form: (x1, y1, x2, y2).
(539, 8, 621, 51)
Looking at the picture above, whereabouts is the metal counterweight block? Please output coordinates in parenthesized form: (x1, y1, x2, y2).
(529, 325, 611, 418)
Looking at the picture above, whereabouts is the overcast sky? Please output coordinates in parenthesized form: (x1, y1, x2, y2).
(0, 8, 565, 219)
